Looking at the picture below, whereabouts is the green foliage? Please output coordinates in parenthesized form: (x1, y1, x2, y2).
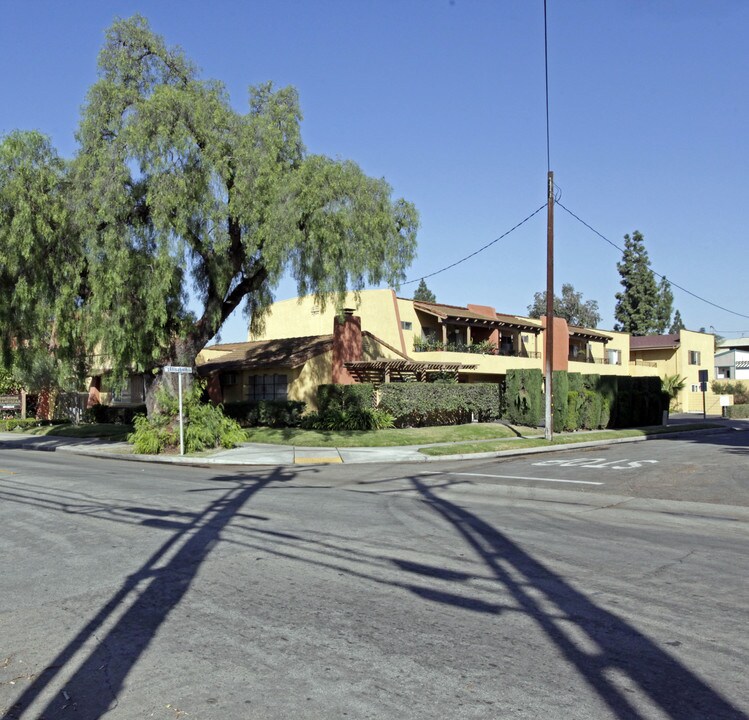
(527, 283, 601, 328)
(0, 131, 88, 386)
(614, 231, 661, 335)
(661, 374, 687, 401)
(711, 380, 749, 405)
(504, 369, 543, 427)
(301, 407, 395, 431)
(317, 384, 375, 412)
(413, 279, 436, 303)
(655, 276, 674, 334)
(669, 309, 685, 334)
(552, 370, 569, 433)
(378, 383, 502, 427)
(128, 380, 243, 453)
(725, 404, 749, 419)
(412, 338, 497, 354)
(2, 15, 418, 393)
(223, 400, 305, 428)
(0, 417, 57, 431)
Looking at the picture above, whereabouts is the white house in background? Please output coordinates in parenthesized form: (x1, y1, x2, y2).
(715, 338, 749, 381)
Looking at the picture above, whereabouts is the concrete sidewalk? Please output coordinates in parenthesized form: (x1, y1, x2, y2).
(2, 416, 746, 466)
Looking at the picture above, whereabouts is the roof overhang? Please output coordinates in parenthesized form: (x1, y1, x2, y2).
(568, 327, 614, 344)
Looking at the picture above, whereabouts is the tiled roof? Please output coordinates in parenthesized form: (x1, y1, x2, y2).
(629, 334, 680, 350)
(197, 335, 333, 373)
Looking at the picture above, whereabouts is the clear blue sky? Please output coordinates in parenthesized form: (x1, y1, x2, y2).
(3, 0, 748, 341)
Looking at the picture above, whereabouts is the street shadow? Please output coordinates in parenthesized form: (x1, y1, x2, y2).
(403, 475, 747, 720)
(2, 466, 294, 720)
(652, 424, 749, 456)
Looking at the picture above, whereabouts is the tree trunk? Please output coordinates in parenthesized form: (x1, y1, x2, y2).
(143, 335, 204, 417)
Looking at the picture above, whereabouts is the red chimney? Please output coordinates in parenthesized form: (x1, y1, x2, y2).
(332, 309, 362, 384)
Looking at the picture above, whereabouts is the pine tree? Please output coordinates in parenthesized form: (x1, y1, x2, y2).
(655, 276, 674, 334)
(614, 231, 660, 335)
(669, 309, 685, 334)
(413, 279, 436, 303)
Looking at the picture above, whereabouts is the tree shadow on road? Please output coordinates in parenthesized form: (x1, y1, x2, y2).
(401, 475, 747, 720)
(2, 466, 295, 720)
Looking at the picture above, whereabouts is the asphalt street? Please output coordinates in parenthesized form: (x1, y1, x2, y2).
(1, 435, 747, 719)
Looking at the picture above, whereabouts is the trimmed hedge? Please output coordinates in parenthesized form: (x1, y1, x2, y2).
(552, 370, 569, 433)
(505, 369, 543, 427)
(223, 400, 305, 428)
(378, 383, 502, 427)
(725, 404, 749, 419)
(317, 384, 376, 412)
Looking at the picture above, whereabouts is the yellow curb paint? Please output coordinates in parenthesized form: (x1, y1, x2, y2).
(0, 469, 17, 475)
(294, 457, 342, 464)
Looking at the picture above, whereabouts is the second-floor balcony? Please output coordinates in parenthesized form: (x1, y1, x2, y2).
(568, 354, 622, 366)
(414, 338, 540, 359)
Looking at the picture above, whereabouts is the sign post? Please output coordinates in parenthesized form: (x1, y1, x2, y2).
(698, 369, 709, 420)
(164, 366, 193, 455)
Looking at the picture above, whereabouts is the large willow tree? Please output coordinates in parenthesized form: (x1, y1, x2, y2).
(1, 16, 418, 410)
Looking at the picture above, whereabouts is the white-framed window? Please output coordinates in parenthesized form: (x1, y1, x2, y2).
(689, 350, 701, 365)
(401, 321, 413, 331)
(691, 384, 700, 392)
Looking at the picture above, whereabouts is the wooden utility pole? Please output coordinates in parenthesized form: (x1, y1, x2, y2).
(545, 171, 554, 442)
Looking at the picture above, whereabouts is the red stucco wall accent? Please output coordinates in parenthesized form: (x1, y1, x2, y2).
(332, 313, 363, 384)
(206, 374, 223, 405)
(541, 316, 569, 371)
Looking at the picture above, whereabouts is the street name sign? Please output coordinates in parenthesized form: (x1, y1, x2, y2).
(164, 366, 193, 374)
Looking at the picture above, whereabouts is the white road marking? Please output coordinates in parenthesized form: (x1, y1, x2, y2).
(532, 458, 658, 470)
(421, 471, 603, 486)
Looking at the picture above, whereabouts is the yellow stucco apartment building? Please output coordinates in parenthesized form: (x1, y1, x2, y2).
(196, 289, 717, 414)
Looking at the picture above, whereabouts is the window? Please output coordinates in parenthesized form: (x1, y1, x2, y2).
(401, 321, 413, 331)
(222, 373, 237, 386)
(691, 384, 700, 392)
(607, 349, 621, 365)
(247, 374, 288, 401)
(689, 350, 701, 365)
(717, 367, 731, 379)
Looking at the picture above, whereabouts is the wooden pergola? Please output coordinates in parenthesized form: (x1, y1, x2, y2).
(344, 359, 477, 386)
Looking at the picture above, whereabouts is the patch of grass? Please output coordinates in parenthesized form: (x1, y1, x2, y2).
(418, 423, 723, 456)
(21, 423, 133, 441)
(244, 423, 534, 447)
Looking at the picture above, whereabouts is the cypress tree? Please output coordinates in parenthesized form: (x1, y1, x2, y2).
(614, 231, 660, 335)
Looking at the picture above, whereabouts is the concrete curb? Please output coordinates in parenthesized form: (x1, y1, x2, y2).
(418, 426, 742, 462)
(2, 424, 743, 467)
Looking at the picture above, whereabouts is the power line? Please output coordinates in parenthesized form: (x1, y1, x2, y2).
(557, 200, 749, 321)
(401, 203, 546, 287)
(543, 0, 551, 172)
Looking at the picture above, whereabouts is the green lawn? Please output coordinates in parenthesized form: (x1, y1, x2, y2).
(243, 423, 536, 447)
(418, 423, 721, 456)
(17, 423, 133, 441)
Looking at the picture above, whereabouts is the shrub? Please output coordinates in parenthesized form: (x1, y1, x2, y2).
(317, 384, 375, 412)
(301, 407, 395, 431)
(552, 371, 569, 433)
(223, 400, 305, 428)
(725, 404, 749, 419)
(505, 369, 543, 427)
(0, 417, 57, 431)
(128, 381, 244, 454)
(378, 383, 502, 427)
(712, 381, 749, 405)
